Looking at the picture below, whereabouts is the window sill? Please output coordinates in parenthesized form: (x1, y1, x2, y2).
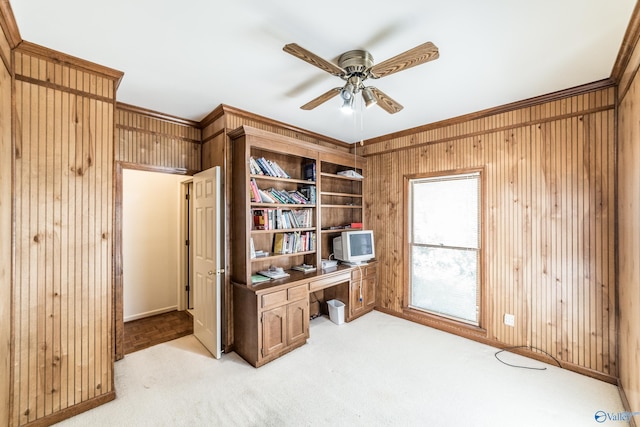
(401, 306, 487, 339)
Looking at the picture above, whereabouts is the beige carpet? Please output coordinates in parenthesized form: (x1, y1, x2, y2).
(55, 311, 628, 426)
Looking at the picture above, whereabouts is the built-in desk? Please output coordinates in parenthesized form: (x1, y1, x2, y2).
(232, 262, 377, 367)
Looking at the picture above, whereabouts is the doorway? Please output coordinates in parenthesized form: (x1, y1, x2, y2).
(114, 163, 192, 360)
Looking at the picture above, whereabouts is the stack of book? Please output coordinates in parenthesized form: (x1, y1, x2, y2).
(250, 157, 291, 178)
(272, 231, 316, 254)
(252, 208, 313, 230)
(249, 179, 312, 205)
(292, 264, 316, 273)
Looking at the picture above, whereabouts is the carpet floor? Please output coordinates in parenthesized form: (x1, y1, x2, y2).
(55, 311, 628, 426)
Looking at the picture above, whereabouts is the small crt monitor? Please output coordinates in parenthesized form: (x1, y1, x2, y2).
(333, 230, 375, 266)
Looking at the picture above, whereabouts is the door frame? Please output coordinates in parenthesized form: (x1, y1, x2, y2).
(113, 162, 192, 361)
(179, 178, 194, 311)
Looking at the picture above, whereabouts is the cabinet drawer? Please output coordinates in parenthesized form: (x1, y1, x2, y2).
(288, 283, 308, 301)
(309, 272, 351, 291)
(351, 264, 377, 281)
(261, 290, 287, 310)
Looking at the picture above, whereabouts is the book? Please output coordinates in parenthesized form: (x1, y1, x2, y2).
(252, 210, 266, 230)
(258, 268, 290, 279)
(251, 274, 272, 284)
(299, 185, 316, 204)
(303, 162, 316, 181)
(249, 178, 261, 202)
(273, 233, 286, 254)
(292, 264, 316, 273)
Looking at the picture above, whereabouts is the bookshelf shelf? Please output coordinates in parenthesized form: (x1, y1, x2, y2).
(321, 204, 362, 209)
(251, 174, 315, 185)
(320, 172, 363, 182)
(250, 250, 316, 262)
(321, 191, 362, 198)
(251, 227, 315, 234)
(251, 203, 316, 208)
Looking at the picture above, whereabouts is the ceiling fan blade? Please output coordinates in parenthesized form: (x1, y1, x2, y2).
(369, 42, 439, 79)
(300, 87, 342, 110)
(283, 43, 346, 77)
(369, 87, 403, 114)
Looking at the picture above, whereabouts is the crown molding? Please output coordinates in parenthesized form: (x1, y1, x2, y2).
(363, 79, 616, 146)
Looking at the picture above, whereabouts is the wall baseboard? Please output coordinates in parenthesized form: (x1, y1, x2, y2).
(124, 306, 178, 323)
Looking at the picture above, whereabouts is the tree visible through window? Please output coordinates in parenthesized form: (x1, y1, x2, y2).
(408, 172, 481, 326)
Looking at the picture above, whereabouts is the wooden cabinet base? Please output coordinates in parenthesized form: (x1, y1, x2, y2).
(233, 282, 309, 368)
(232, 262, 377, 367)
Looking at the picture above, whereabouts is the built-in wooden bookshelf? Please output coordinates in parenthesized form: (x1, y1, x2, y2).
(229, 126, 367, 284)
(228, 126, 373, 367)
(318, 153, 366, 261)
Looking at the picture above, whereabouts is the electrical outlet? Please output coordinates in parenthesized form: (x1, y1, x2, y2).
(504, 313, 515, 327)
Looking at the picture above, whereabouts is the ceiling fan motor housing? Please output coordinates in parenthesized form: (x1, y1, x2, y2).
(338, 50, 374, 76)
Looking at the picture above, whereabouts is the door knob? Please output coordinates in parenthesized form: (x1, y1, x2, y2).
(208, 271, 213, 275)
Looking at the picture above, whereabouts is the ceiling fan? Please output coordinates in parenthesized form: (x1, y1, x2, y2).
(283, 41, 439, 114)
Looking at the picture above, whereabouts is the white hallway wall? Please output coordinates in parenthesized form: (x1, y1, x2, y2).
(123, 169, 186, 321)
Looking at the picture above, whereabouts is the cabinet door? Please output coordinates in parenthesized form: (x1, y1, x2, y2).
(364, 275, 376, 310)
(286, 299, 309, 345)
(350, 280, 365, 317)
(262, 306, 286, 357)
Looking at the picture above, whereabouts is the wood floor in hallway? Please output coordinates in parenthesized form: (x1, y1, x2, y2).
(123, 310, 193, 354)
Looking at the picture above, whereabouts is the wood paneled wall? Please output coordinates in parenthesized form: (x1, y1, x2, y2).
(11, 43, 122, 426)
(617, 18, 640, 420)
(0, 4, 14, 425)
(362, 85, 617, 382)
(116, 103, 201, 172)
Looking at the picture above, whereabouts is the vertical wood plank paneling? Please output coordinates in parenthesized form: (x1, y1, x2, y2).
(365, 88, 616, 381)
(618, 46, 640, 417)
(12, 45, 120, 426)
(0, 20, 12, 427)
(115, 105, 201, 171)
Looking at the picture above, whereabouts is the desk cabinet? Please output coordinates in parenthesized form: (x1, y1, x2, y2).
(349, 263, 377, 319)
(234, 282, 309, 367)
(233, 264, 376, 367)
(262, 290, 309, 359)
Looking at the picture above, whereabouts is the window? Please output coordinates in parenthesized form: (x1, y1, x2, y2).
(407, 171, 481, 326)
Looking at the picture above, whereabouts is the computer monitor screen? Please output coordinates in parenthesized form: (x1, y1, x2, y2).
(333, 230, 375, 265)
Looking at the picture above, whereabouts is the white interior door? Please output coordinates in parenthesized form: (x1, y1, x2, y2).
(193, 166, 222, 358)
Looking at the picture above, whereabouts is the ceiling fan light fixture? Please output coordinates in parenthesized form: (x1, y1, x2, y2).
(341, 95, 354, 114)
(340, 83, 355, 101)
(362, 87, 377, 108)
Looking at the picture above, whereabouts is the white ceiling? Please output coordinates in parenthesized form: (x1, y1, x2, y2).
(10, 0, 636, 143)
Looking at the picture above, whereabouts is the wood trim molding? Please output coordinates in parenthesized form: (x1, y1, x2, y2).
(117, 102, 201, 128)
(363, 79, 616, 147)
(15, 74, 115, 103)
(15, 40, 123, 86)
(0, 0, 22, 48)
(22, 392, 115, 427)
(199, 104, 225, 128)
(617, 383, 638, 427)
(116, 124, 201, 144)
(201, 127, 225, 144)
(362, 104, 614, 157)
(218, 104, 352, 148)
(611, 1, 640, 84)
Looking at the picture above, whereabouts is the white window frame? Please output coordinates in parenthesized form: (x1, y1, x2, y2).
(406, 170, 482, 327)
